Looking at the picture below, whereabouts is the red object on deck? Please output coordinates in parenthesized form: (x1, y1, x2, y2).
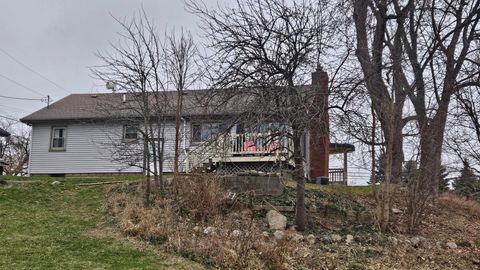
(309, 67, 330, 181)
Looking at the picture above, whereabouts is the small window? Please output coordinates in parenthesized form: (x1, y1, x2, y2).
(51, 127, 66, 150)
(124, 125, 139, 140)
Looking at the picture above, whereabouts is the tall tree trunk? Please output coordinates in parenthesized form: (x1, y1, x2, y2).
(418, 102, 450, 199)
(173, 90, 183, 179)
(391, 103, 405, 184)
(144, 140, 151, 205)
(292, 130, 306, 231)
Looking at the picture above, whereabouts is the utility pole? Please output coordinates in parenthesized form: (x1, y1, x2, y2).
(47, 95, 50, 108)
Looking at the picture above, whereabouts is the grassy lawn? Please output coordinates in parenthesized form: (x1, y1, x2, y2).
(0, 176, 203, 270)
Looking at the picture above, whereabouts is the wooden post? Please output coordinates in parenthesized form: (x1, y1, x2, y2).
(343, 151, 348, 185)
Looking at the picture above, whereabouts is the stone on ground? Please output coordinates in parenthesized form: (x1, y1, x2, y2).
(231, 230, 242, 238)
(203, 226, 216, 235)
(331, 234, 342, 242)
(446, 242, 457, 249)
(346, 234, 354, 244)
(306, 234, 316, 245)
(266, 210, 287, 230)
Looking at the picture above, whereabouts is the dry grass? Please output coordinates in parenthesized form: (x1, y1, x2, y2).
(105, 176, 322, 269)
(175, 174, 228, 221)
(105, 177, 480, 269)
(439, 192, 480, 217)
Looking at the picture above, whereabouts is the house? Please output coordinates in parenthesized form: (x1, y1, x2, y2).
(20, 69, 354, 183)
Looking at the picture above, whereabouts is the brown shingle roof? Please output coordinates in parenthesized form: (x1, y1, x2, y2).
(20, 89, 245, 124)
(20, 85, 317, 124)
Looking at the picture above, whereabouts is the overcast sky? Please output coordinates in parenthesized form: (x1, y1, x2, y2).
(0, 0, 217, 120)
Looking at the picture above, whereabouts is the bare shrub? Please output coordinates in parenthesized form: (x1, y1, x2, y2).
(439, 192, 480, 217)
(105, 177, 320, 269)
(175, 174, 228, 222)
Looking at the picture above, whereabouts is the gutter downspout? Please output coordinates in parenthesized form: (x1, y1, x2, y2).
(182, 117, 188, 172)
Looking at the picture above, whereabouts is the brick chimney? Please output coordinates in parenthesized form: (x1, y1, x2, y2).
(309, 66, 330, 181)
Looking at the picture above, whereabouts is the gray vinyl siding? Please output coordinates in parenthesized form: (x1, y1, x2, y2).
(28, 121, 193, 175)
(29, 123, 142, 174)
(156, 121, 191, 173)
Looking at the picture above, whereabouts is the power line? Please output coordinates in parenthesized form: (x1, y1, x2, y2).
(0, 47, 71, 94)
(0, 104, 29, 113)
(0, 114, 20, 122)
(0, 72, 44, 96)
(0, 94, 43, 101)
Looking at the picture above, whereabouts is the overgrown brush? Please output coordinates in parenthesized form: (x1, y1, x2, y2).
(439, 192, 480, 217)
(105, 176, 319, 269)
(175, 174, 228, 221)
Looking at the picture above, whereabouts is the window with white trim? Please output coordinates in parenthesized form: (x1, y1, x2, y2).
(123, 125, 139, 140)
(51, 127, 66, 150)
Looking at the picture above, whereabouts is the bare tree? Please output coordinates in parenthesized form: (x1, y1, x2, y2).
(161, 29, 199, 185)
(187, 0, 337, 231)
(0, 120, 30, 176)
(352, 0, 480, 231)
(92, 12, 168, 203)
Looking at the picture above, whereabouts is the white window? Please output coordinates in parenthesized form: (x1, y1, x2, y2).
(124, 125, 139, 140)
(51, 127, 66, 150)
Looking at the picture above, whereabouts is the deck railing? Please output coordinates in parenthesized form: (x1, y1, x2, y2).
(328, 168, 346, 184)
(227, 132, 293, 156)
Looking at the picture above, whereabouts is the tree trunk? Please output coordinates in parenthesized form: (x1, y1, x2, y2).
(173, 90, 183, 180)
(144, 140, 151, 205)
(292, 129, 306, 231)
(391, 113, 404, 184)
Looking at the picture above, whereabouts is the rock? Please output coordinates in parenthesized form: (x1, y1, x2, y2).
(262, 231, 270, 238)
(331, 234, 342, 242)
(392, 208, 403, 214)
(266, 210, 287, 230)
(346, 234, 354, 244)
(51, 181, 62, 186)
(231, 229, 242, 238)
(291, 233, 304, 242)
(306, 234, 316, 245)
(203, 226, 216, 235)
(410, 236, 427, 248)
(193, 226, 201, 232)
(446, 242, 457, 249)
(274, 230, 285, 240)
